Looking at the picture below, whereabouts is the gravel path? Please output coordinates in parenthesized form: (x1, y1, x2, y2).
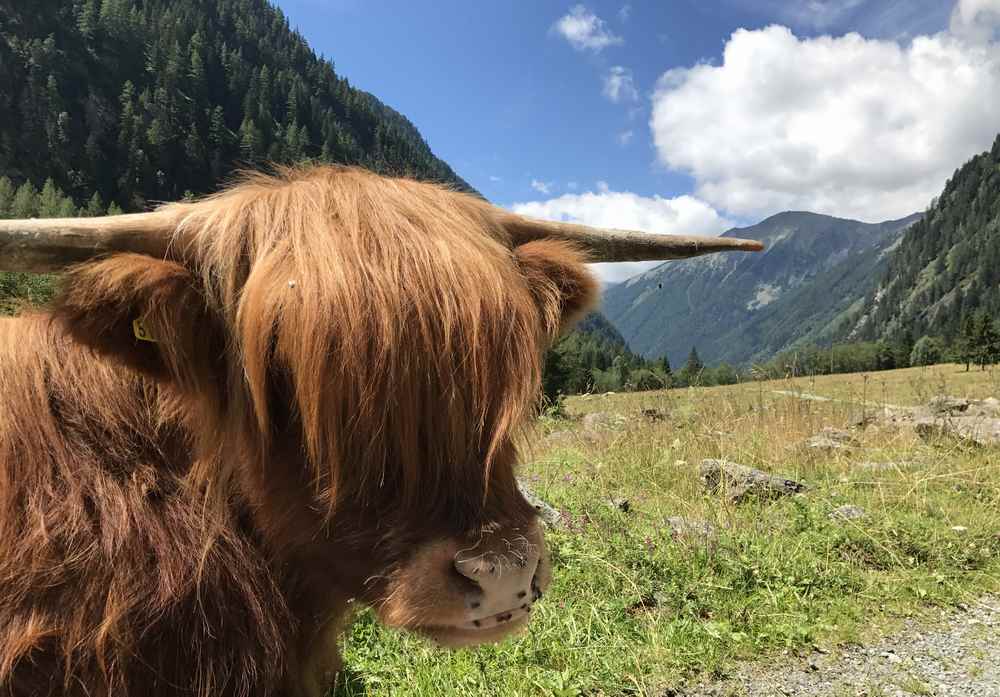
(683, 598, 1000, 696)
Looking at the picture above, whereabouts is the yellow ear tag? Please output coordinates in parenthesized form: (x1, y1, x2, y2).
(132, 318, 157, 343)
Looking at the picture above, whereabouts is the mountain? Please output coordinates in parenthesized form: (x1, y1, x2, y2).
(574, 312, 629, 348)
(842, 136, 1000, 345)
(0, 0, 471, 213)
(602, 211, 921, 366)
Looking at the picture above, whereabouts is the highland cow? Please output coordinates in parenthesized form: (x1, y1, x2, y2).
(0, 166, 761, 696)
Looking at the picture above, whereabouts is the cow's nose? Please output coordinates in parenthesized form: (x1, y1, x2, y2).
(453, 541, 542, 628)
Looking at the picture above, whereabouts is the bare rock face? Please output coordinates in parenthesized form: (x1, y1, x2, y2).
(700, 459, 807, 503)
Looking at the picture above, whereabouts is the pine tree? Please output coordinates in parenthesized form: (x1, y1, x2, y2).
(658, 354, 672, 376)
(676, 346, 704, 387)
(957, 315, 977, 371)
(76, 0, 100, 39)
(974, 313, 1000, 369)
(239, 117, 263, 162)
(0, 177, 14, 218)
(37, 178, 65, 217)
(684, 346, 704, 375)
(83, 192, 105, 217)
(11, 182, 39, 218)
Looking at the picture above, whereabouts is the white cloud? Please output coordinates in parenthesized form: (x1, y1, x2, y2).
(650, 15, 1000, 222)
(511, 188, 733, 283)
(618, 4, 632, 22)
(772, 0, 866, 30)
(530, 179, 554, 194)
(602, 66, 639, 103)
(951, 0, 1000, 42)
(489, 175, 503, 183)
(552, 5, 623, 52)
(616, 129, 634, 146)
(596, 180, 610, 193)
(567, 181, 579, 189)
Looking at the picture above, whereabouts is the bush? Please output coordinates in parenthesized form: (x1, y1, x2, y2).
(910, 336, 945, 367)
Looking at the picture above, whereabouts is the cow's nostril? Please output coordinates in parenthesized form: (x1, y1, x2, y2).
(531, 574, 543, 601)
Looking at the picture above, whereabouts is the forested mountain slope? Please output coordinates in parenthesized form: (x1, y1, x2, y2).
(844, 135, 1000, 345)
(0, 0, 470, 213)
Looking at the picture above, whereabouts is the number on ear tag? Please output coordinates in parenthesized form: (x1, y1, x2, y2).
(133, 318, 157, 343)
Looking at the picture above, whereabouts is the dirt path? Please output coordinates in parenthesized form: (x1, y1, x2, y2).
(771, 389, 909, 411)
(684, 598, 1000, 696)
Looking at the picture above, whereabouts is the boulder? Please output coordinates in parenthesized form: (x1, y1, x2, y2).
(914, 415, 1000, 447)
(700, 459, 807, 503)
(516, 479, 562, 528)
(928, 396, 971, 415)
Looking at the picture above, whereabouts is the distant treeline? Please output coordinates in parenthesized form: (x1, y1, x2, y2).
(758, 313, 999, 379)
(544, 311, 1000, 399)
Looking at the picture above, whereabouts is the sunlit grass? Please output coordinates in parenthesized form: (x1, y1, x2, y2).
(333, 367, 1000, 697)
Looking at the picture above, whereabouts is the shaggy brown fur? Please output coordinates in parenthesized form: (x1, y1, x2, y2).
(0, 166, 598, 696)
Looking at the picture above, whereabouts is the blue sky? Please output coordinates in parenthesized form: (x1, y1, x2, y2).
(273, 0, 1000, 281)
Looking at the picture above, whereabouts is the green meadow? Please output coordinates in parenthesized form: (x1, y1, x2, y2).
(334, 364, 1000, 696)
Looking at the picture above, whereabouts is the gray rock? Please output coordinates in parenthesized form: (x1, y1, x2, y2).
(542, 430, 576, 447)
(804, 427, 857, 452)
(981, 397, 1000, 414)
(914, 415, 1000, 447)
(829, 505, 867, 521)
(516, 479, 562, 528)
(665, 516, 717, 540)
(700, 459, 807, 503)
(804, 435, 849, 452)
(627, 591, 670, 614)
(858, 460, 919, 471)
(581, 411, 624, 432)
(929, 396, 972, 415)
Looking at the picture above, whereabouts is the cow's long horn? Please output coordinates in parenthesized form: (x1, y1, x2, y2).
(0, 213, 175, 273)
(501, 214, 764, 261)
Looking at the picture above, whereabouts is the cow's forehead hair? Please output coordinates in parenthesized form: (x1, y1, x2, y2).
(159, 166, 560, 518)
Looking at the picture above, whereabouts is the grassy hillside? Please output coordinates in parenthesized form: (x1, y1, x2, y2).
(334, 365, 1000, 696)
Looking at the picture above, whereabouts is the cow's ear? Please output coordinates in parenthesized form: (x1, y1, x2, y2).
(514, 239, 600, 340)
(53, 254, 225, 391)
